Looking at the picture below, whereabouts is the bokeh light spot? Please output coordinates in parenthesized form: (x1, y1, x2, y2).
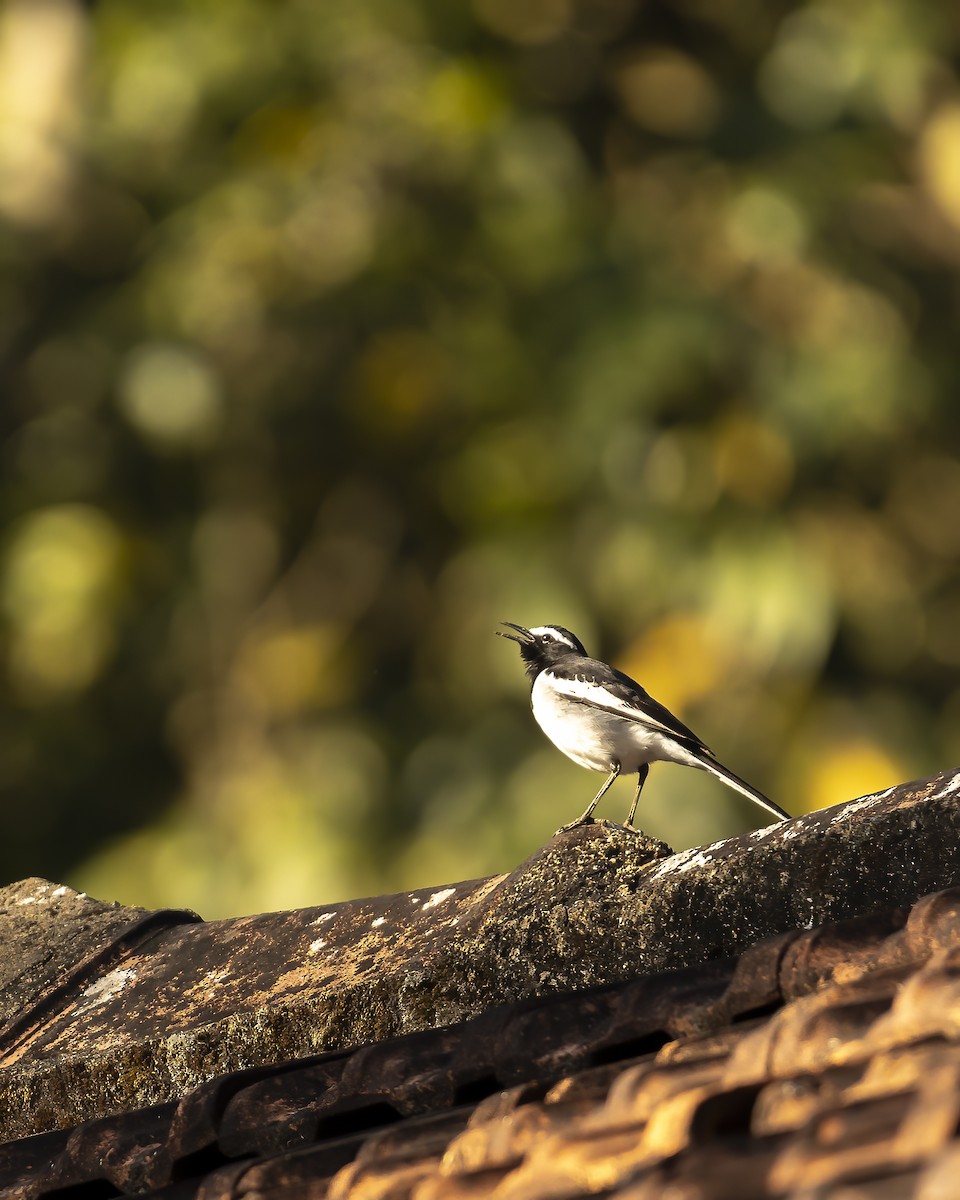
(918, 104, 960, 230)
(118, 342, 223, 450)
(806, 738, 902, 813)
(473, 0, 570, 45)
(615, 49, 719, 138)
(281, 180, 378, 290)
(0, 0, 85, 227)
(619, 615, 728, 713)
(2, 505, 121, 701)
(106, 32, 200, 146)
(425, 61, 506, 140)
(234, 624, 348, 716)
(759, 7, 863, 129)
(726, 187, 808, 261)
(713, 416, 794, 507)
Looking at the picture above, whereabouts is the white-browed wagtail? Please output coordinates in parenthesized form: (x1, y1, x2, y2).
(498, 622, 790, 829)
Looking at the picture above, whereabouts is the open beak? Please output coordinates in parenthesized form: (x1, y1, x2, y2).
(497, 621, 534, 644)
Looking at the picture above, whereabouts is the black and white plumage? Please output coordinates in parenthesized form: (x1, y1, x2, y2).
(498, 622, 789, 830)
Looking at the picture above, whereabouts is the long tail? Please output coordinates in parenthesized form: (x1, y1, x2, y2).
(699, 757, 791, 823)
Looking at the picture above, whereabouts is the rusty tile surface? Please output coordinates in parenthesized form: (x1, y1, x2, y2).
(7, 876, 960, 1196)
(3, 768, 960, 1143)
(0, 878, 198, 1035)
(0, 878, 496, 1068)
(3, 770, 960, 1196)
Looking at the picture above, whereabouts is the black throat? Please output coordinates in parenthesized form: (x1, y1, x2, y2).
(519, 642, 581, 684)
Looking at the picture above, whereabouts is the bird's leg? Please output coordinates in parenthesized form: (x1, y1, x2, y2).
(624, 763, 649, 827)
(557, 765, 620, 833)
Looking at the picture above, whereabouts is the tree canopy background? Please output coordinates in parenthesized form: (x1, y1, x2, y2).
(1, 0, 958, 917)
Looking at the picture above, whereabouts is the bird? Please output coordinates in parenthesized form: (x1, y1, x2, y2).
(497, 622, 790, 830)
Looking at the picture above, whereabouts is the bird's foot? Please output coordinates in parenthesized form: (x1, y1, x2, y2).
(554, 815, 596, 836)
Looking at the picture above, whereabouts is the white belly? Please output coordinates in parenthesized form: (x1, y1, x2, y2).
(530, 673, 690, 775)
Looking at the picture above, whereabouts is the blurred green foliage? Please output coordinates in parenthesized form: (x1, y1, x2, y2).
(1, 0, 959, 917)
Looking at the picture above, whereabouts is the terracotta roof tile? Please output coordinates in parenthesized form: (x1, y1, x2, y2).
(4, 772, 960, 1196)
(9, 881, 960, 1196)
(3, 770, 960, 1144)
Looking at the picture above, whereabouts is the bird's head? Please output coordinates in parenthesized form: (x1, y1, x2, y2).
(497, 622, 587, 680)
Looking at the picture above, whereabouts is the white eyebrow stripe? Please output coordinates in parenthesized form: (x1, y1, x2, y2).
(544, 672, 679, 735)
(528, 626, 579, 650)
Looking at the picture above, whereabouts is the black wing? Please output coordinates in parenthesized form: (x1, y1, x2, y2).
(550, 657, 715, 758)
